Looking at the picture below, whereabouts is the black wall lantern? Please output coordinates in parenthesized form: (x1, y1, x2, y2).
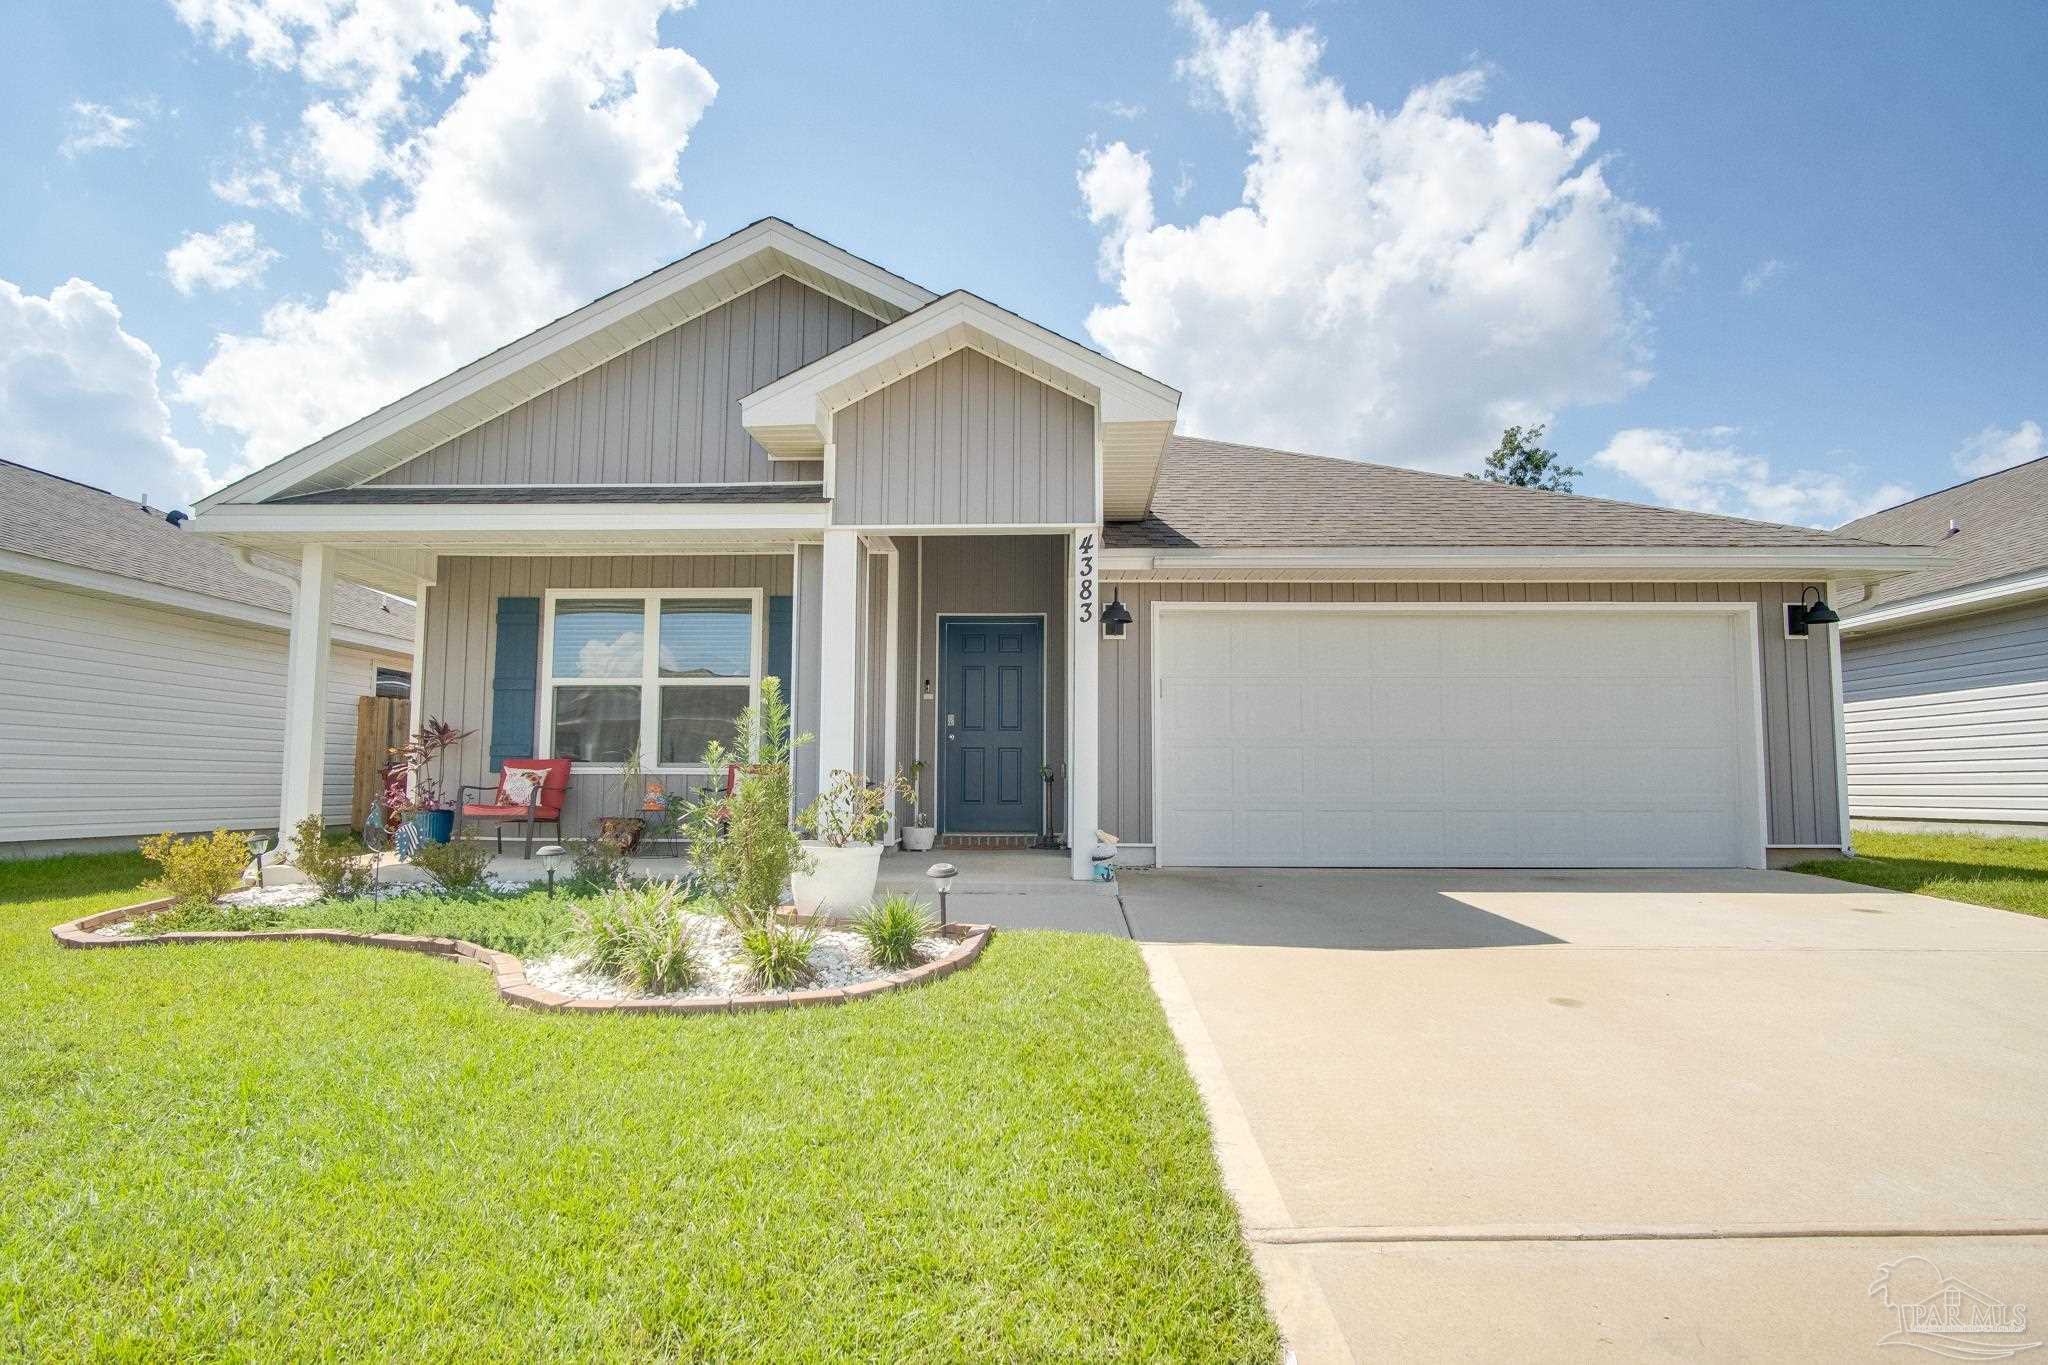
(1101, 593, 1133, 640)
(1785, 586, 1841, 638)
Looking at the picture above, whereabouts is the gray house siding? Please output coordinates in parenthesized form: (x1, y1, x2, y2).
(1843, 599, 2048, 830)
(1097, 580, 1844, 851)
(419, 554, 796, 836)
(832, 348, 1096, 527)
(369, 278, 876, 488)
(896, 534, 1068, 835)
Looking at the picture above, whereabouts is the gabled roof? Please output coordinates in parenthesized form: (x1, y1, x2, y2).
(1104, 437, 1933, 568)
(0, 460, 410, 644)
(197, 219, 936, 508)
(740, 290, 1181, 519)
(1835, 454, 2048, 617)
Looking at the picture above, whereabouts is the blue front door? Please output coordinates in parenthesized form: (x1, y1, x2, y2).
(940, 618, 1044, 834)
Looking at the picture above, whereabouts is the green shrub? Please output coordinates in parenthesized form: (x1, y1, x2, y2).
(567, 879, 702, 995)
(138, 829, 251, 903)
(130, 896, 283, 936)
(289, 816, 373, 899)
(686, 677, 812, 932)
(737, 918, 820, 991)
(409, 838, 493, 892)
(852, 893, 937, 969)
(569, 837, 630, 891)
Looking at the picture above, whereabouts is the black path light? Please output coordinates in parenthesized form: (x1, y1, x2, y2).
(537, 844, 567, 898)
(1786, 586, 1842, 637)
(926, 861, 958, 927)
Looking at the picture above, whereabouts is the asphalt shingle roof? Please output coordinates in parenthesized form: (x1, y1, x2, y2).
(1106, 436, 1915, 551)
(0, 460, 412, 642)
(1833, 456, 2048, 614)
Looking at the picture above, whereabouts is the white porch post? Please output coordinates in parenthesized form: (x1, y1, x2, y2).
(1069, 528, 1100, 880)
(816, 529, 861, 791)
(278, 543, 336, 842)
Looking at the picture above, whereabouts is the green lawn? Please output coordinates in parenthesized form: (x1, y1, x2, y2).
(1792, 829, 2048, 919)
(0, 855, 1278, 1361)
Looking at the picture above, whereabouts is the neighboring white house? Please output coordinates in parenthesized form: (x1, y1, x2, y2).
(185, 218, 1936, 876)
(1835, 455, 2048, 837)
(0, 460, 414, 858)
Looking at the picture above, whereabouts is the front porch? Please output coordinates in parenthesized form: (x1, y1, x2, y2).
(256, 530, 1103, 881)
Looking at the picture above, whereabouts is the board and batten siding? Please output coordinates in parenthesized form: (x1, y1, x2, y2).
(418, 554, 797, 835)
(1842, 599, 2048, 827)
(367, 277, 873, 488)
(1096, 580, 1845, 851)
(832, 348, 1096, 527)
(0, 577, 403, 849)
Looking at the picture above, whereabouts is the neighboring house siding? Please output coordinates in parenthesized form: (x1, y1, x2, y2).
(1096, 580, 1844, 849)
(832, 348, 1096, 526)
(1842, 599, 2048, 828)
(0, 577, 402, 848)
(367, 278, 877, 488)
(417, 554, 797, 835)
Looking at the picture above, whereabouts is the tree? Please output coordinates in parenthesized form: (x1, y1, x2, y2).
(1468, 424, 1582, 492)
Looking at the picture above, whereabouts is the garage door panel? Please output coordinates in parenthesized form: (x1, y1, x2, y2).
(1155, 608, 1758, 868)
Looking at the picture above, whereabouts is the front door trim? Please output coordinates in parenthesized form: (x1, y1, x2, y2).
(937, 613, 1048, 835)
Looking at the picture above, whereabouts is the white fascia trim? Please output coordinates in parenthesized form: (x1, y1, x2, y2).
(1838, 566, 2048, 633)
(1100, 546, 1944, 575)
(741, 291, 1180, 458)
(0, 549, 409, 653)
(198, 220, 935, 510)
(191, 502, 833, 536)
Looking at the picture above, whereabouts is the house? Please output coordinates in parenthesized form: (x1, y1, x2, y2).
(0, 460, 414, 857)
(187, 218, 1934, 877)
(1834, 455, 2048, 836)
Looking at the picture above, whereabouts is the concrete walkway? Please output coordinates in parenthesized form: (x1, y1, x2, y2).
(1124, 868, 2048, 1362)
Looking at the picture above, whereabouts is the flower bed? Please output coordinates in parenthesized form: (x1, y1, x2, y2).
(51, 894, 992, 1015)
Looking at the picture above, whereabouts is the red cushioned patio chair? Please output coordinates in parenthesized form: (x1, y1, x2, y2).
(458, 758, 572, 857)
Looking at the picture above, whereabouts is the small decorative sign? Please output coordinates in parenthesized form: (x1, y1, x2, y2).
(642, 779, 667, 812)
(1075, 531, 1097, 625)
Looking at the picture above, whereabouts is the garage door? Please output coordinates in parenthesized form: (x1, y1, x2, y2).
(1154, 607, 1764, 868)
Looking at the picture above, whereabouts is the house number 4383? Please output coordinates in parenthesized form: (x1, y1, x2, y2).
(1076, 533, 1096, 623)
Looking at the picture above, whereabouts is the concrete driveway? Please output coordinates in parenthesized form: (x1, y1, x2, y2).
(1122, 868, 2048, 1362)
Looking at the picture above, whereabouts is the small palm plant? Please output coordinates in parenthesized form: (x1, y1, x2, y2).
(851, 893, 937, 970)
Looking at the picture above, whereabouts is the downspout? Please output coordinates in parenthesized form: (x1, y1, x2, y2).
(232, 545, 302, 592)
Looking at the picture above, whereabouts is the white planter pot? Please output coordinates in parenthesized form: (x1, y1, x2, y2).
(790, 841, 884, 917)
(901, 825, 937, 853)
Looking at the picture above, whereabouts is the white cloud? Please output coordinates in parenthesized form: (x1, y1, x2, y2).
(1094, 99, 1146, 120)
(1077, 1, 1655, 472)
(0, 277, 220, 504)
(60, 101, 144, 157)
(1739, 257, 1786, 296)
(1951, 420, 2044, 478)
(1592, 427, 1913, 528)
(174, 0, 481, 190)
(165, 222, 281, 294)
(173, 0, 716, 466)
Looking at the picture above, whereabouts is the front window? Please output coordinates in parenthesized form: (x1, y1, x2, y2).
(544, 590, 760, 768)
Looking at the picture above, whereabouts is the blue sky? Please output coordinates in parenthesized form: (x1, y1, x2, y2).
(3, 0, 2042, 525)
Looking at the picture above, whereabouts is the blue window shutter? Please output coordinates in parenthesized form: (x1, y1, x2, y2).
(489, 597, 541, 773)
(766, 594, 793, 732)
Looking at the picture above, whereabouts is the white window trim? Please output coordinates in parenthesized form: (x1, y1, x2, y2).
(538, 587, 765, 775)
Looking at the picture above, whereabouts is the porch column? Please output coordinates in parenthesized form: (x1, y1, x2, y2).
(1069, 528, 1100, 880)
(816, 529, 861, 790)
(278, 543, 335, 843)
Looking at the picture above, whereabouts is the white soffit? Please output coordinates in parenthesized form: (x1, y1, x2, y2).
(741, 291, 1181, 519)
(198, 220, 935, 508)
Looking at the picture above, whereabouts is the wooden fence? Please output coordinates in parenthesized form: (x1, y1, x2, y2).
(352, 697, 412, 831)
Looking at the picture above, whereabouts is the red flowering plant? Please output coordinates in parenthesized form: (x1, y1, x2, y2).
(382, 717, 475, 825)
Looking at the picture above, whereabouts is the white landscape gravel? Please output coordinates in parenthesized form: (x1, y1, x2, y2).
(522, 910, 955, 1001)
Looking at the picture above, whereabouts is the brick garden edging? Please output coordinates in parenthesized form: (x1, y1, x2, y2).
(50, 899, 994, 1015)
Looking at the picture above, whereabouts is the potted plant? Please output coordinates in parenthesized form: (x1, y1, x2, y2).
(792, 768, 892, 915)
(899, 759, 936, 852)
(596, 750, 647, 852)
(386, 717, 473, 844)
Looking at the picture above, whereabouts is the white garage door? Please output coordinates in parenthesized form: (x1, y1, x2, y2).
(1154, 607, 1764, 868)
